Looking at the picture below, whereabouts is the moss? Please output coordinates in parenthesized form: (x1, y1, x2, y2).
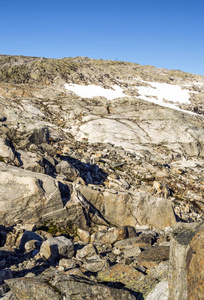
(114, 166, 123, 171)
(0, 156, 5, 162)
(174, 195, 185, 202)
(0, 55, 79, 84)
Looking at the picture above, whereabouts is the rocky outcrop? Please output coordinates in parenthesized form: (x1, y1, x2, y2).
(186, 225, 204, 300)
(78, 185, 177, 229)
(0, 55, 204, 299)
(169, 222, 204, 300)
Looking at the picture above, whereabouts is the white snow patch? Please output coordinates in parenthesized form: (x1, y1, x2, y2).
(136, 81, 191, 104)
(65, 81, 201, 116)
(64, 84, 128, 100)
(135, 80, 199, 115)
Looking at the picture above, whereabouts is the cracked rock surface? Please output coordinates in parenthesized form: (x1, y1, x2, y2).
(0, 55, 204, 299)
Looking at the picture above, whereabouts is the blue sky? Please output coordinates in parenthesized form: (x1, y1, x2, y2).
(1, 0, 204, 75)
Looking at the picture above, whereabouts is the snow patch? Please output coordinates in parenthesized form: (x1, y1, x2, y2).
(64, 84, 128, 100)
(65, 81, 201, 116)
(136, 81, 191, 104)
(134, 80, 199, 115)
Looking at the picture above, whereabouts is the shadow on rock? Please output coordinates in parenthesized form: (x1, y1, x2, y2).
(59, 155, 108, 185)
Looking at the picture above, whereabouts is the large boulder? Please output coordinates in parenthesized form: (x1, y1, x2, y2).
(0, 162, 64, 225)
(78, 185, 177, 230)
(5, 278, 61, 300)
(52, 275, 136, 300)
(5, 276, 136, 300)
(0, 163, 88, 229)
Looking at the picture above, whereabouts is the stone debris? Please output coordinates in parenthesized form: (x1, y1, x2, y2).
(0, 55, 203, 299)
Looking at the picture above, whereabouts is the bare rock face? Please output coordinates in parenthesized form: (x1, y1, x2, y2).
(186, 225, 204, 300)
(78, 185, 176, 230)
(169, 222, 204, 300)
(0, 55, 204, 299)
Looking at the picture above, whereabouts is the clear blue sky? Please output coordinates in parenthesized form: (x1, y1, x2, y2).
(1, 0, 204, 75)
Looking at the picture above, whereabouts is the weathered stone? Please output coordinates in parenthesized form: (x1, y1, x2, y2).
(82, 254, 110, 272)
(59, 258, 77, 270)
(102, 227, 127, 244)
(0, 138, 15, 161)
(0, 163, 89, 229)
(76, 228, 90, 242)
(16, 150, 44, 173)
(76, 243, 97, 260)
(39, 236, 74, 260)
(168, 222, 203, 300)
(51, 274, 136, 299)
(28, 127, 49, 145)
(5, 278, 61, 300)
(78, 185, 177, 230)
(137, 245, 169, 269)
(98, 263, 144, 291)
(123, 246, 141, 258)
(145, 280, 169, 300)
(56, 160, 79, 181)
(114, 235, 154, 250)
(186, 225, 204, 300)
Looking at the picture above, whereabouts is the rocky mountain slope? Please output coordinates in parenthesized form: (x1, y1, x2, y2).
(0, 55, 203, 299)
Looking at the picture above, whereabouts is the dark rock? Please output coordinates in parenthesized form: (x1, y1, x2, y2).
(52, 274, 136, 299)
(5, 278, 61, 300)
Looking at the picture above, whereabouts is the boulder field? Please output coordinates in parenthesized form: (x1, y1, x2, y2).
(0, 55, 203, 299)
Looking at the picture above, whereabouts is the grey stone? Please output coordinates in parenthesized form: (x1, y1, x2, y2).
(56, 160, 79, 181)
(0, 269, 13, 285)
(76, 243, 97, 260)
(51, 274, 136, 299)
(39, 236, 74, 260)
(5, 278, 61, 300)
(82, 255, 110, 272)
(145, 280, 169, 300)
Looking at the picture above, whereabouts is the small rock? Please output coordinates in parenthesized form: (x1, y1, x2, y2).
(39, 236, 74, 260)
(123, 246, 141, 258)
(138, 245, 170, 269)
(24, 240, 42, 252)
(102, 227, 127, 244)
(56, 160, 79, 181)
(82, 255, 110, 272)
(59, 258, 77, 270)
(77, 228, 90, 242)
(76, 243, 97, 260)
